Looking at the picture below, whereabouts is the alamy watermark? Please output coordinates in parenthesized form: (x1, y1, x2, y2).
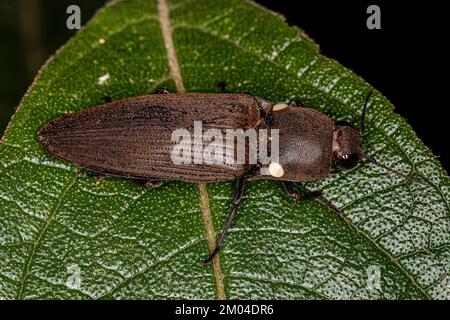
(366, 5, 381, 30)
(66, 264, 81, 290)
(66, 5, 81, 30)
(171, 121, 279, 175)
(367, 265, 381, 291)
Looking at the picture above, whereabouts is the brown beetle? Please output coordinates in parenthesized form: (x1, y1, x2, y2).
(38, 91, 416, 263)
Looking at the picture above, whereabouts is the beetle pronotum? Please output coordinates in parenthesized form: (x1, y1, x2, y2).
(37, 90, 420, 264)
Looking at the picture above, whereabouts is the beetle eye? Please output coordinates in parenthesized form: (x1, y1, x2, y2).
(337, 153, 360, 169)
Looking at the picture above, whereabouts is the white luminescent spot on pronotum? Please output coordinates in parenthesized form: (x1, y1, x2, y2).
(272, 103, 289, 112)
(269, 162, 284, 178)
(98, 73, 110, 85)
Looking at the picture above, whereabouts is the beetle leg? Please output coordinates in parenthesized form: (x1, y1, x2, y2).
(154, 87, 171, 94)
(76, 169, 108, 187)
(102, 96, 112, 103)
(216, 81, 228, 93)
(133, 179, 164, 189)
(283, 181, 348, 220)
(143, 180, 164, 189)
(76, 168, 107, 179)
(203, 176, 246, 265)
(282, 181, 322, 201)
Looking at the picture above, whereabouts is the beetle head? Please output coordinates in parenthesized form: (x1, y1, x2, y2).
(330, 92, 424, 185)
(331, 91, 373, 170)
(332, 123, 363, 169)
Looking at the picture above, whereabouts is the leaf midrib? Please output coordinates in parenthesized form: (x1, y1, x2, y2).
(157, 0, 227, 300)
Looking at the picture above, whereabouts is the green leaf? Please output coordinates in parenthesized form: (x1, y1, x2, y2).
(0, 0, 448, 300)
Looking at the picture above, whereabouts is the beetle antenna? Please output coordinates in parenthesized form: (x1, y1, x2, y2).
(359, 91, 373, 136)
(363, 154, 426, 185)
(359, 91, 425, 185)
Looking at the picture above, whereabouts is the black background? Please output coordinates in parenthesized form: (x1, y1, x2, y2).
(0, 0, 448, 172)
(257, 0, 448, 172)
